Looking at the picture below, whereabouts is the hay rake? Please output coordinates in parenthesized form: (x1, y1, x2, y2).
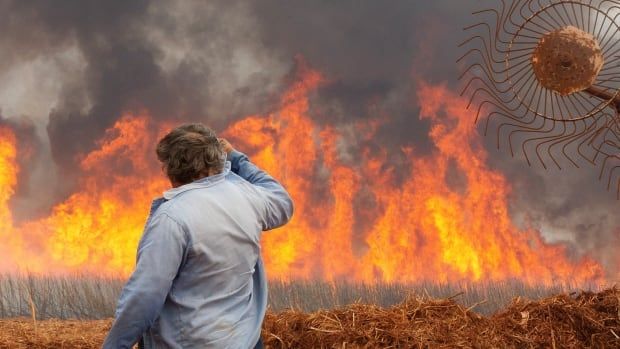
(458, 0, 620, 198)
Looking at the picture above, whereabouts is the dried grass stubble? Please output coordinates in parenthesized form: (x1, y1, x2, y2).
(490, 287, 620, 348)
(263, 288, 620, 349)
(263, 296, 495, 348)
(0, 318, 111, 349)
(0, 288, 617, 348)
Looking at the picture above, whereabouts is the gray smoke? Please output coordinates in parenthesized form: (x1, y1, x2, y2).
(0, 0, 617, 278)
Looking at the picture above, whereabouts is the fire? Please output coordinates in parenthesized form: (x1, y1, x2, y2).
(0, 118, 168, 275)
(0, 64, 607, 285)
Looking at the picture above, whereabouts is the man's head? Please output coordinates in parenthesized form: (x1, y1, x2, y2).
(156, 123, 226, 187)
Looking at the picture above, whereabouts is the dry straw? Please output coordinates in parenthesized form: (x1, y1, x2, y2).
(0, 288, 617, 348)
(262, 287, 619, 348)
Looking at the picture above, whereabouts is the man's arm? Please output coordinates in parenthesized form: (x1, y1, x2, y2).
(220, 138, 294, 230)
(103, 213, 187, 349)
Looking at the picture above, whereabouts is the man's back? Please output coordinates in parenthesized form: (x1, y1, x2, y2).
(148, 169, 268, 347)
(104, 146, 293, 349)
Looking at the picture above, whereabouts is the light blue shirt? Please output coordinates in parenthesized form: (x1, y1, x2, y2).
(103, 151, 293, 348)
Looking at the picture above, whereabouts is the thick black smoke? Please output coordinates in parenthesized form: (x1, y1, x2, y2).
(0, 0, 617, 277)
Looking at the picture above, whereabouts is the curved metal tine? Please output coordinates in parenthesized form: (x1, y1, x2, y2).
(461, 20, 509, 45)
(480, 69, 539, 127)
(485, 71, 539, 125)
(593, 4, 611, 39)
(456, 50, 502, 80)
(586, 79, 620, 110)
(586, 116, 618, 162)
(509, 117, 552, 164)
(540, 122, 586, 170)
(544, 0, 572, 29)
(470, 0, 515, 48)
(509, 0, 532, 33)
(573, 91, 599, 113)
(524, 10, 557, 35)
(484, 101, 528, 138)
(554, 91, 571, 121)
(601, 138, 620, 153)
(596, 6, 620, 52)
(587, 123, 611, 150)
(519, 90, 561, 168)
(563, 91, 584, 120)
(547, 120, 587, 168)
(598, 156, 620, 198)
(479, 74, 537, 126)
(597, 7, 620, 54)
(593, 0, 603, 37)
(600, 117, 620, 145)
(460, 77, 511, 111)
(599, 48, 620, 69)
(493, 111, 541, 154)
(458, 12, 533, 73)
(563, 119, 597, 165)
(559, 0, 578, 27)
(597, 152, 620, 194)
(458, 29, 504, 54)
(576, 113, 614, 164)
(547, 107, 603, 168)
(543, 93, 582, 166)
(584, 89, 615, 113)
(587, 0, 594, 32)
(600, 35, 620, 63)
(509, 59, 540, 88)
(457, 41, 520, 77)
(533, 0, 568, 30)
(566, 93, 589, 119)
(519, 1, 554, 34)
(597, 64, 620, 77)
(501, 87, 549, 159)
(591, 77, 620, 94)
(597, 1, 620, 20)
(484, 106, 529, 140)
(470, 82, 527, 124)
(458, 58, 530, 99)
(465, 76, 527, 113)
(459, 26, 513, 59)
(533, 122, 565, 169)
(458, 64, 499, 95)
(578, 90, 606, 110)
(570, 0, 584, 30)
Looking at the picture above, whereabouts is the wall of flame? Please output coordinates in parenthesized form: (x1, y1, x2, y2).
(0, 65, 606, 285)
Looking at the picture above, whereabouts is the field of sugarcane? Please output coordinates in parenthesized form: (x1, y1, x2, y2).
(0, 275, 617, 348)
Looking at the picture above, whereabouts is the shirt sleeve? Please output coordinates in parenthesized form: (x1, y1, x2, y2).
(103, 212, 188, 349)
(228, 150, 294, 230)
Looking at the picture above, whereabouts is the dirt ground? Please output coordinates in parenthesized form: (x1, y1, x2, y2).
(0, 288, 618, 348)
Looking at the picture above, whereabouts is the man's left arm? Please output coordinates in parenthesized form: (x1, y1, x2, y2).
(103, 212, 187, 349)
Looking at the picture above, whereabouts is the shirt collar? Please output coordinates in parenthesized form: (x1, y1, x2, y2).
(163, 161, 231, 200)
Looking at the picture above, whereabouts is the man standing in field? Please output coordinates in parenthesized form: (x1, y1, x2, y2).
(103, 123, 293, 348)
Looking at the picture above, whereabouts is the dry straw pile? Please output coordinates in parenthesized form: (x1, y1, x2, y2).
(263, 287, 620, 348)
(0, 288, 617, 348)
(0, 318, 110, 348)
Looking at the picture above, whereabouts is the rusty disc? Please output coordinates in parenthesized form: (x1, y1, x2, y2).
(531, 26, 604, 96)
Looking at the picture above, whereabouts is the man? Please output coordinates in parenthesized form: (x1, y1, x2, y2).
(103, 123, 293, 348)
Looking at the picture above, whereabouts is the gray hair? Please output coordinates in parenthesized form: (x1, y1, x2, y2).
(156, 123, 225, 185)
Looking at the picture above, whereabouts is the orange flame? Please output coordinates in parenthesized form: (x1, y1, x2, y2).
(0, 118, 167, 275)
(0, 65, 607, 285)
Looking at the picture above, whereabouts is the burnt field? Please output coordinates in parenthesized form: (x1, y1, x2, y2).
(0, 276, 618, 348)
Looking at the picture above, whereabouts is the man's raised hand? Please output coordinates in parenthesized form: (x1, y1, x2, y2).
(218, 138, 234, 154)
